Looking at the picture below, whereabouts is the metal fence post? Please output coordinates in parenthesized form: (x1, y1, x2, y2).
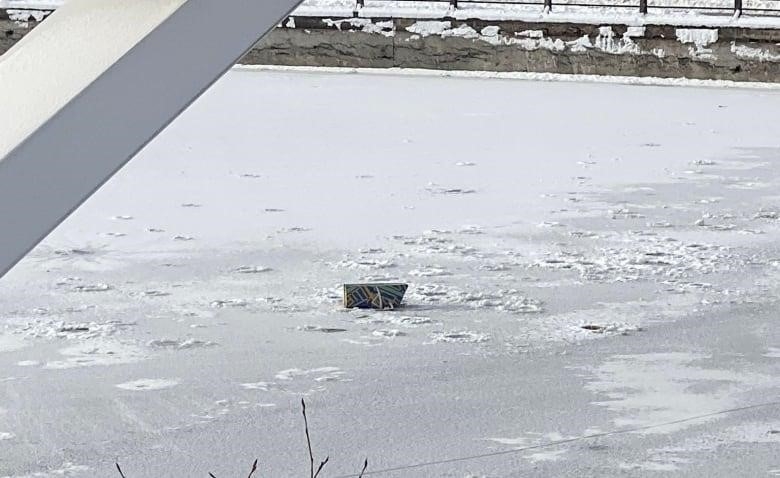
(450, 0, 458, 8)
(734, 0, 742, 16)
(544, 0, 552, 12)
(639, 0, 648, 14)
(357, 0, 364, 7)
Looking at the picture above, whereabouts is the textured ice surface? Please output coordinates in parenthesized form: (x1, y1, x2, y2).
(1, 70, 780, 476)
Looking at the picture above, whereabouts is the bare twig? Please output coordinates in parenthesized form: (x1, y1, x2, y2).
(302, 398, 315, 478)
(313, 456, 329, 478)
(247, 458, 258, 478)
(119, 400, 358, 478)
(302, 398, 328, 478)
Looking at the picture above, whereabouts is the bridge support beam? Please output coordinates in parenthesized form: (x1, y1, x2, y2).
(0, 0, 303, 279)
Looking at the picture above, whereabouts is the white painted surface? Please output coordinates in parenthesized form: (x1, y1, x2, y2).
(0, 0, 304, 279)
(0, 0, 188, 160)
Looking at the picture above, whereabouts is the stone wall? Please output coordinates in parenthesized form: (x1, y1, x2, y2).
(3, 12, 780, 82)
(1, 17, 31, 55)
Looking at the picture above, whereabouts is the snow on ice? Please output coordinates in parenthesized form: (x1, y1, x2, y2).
(0, 69, 779, 476)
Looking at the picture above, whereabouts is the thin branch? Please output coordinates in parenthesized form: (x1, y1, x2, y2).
(115, 463, 127, 478)
(358, 459, 368, 478)
(302, 398, 314, 478)
(313, 456, 329, 478)
(247, 458, 258, 478)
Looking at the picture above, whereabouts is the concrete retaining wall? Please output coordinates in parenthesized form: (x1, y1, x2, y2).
(3, 11, 780, 82)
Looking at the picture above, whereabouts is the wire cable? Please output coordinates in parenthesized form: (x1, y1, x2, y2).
(334, 400, 780, 477)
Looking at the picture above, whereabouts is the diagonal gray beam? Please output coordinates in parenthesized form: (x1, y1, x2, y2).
(0, 0, 303, 279)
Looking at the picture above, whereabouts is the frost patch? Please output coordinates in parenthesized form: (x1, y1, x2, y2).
(409, 266, 451, 277)
(72, 283, 111, 292)
(409, 284, 542, 314)
(298, 325, 347, 333)
(353, 313, 434, 328)
(44, 340, 147, 369)
(489, 431, 577, 450)
(372, 329, 406, 338)
(8, 318, 132, 340)
(396, 230, 478, 256)
(210, 299, 249, 308)
(116, 379, 179, 391)
(428, 330, 490, 344)
(585, 352, 774, 433)
(764, 347, 780, 358)
(0, 334, 28, 353)
(619, 461, 682, 472)
(275, 366, 342, 381)
(4, 462, 90, 477)
(240, 381, 281, 391)
(329, 258, 396, 270)
(147, 338, 217, 350)
(234, 265, 273, 274)
(525, 448, 568, 462)
(534, 236, 731, 283)
(425, 183, 477, 195)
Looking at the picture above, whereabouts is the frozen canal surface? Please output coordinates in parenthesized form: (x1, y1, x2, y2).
(2, 70, 780, 477)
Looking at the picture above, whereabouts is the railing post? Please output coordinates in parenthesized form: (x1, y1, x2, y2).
(450, 0, 458, 9)
(357, 0, 364, 6)
(544, 0, 552, 12)
(734, 0, 742, 16)
(639, 0, 648, 14)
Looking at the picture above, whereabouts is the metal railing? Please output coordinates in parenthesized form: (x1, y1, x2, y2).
(5, 0, 780, 19)
(354, 0, 780, 17)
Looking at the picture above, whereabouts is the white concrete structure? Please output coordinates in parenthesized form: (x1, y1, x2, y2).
(0, 0, 303, 279)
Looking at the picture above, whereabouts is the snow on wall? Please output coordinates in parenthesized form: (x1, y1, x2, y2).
(731, 42, 780, 61)
(676, 28, 719, 60)
(405, 21, 570, 50)
(593, 26, 641, 54)
(7, 0, 780, 28)
(6, 4, 780, 82)
(321, 17, 395, 36)
(401, 20, 669, 57)
(675, 27, 718, 46)
(405, 19, 450, 37)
